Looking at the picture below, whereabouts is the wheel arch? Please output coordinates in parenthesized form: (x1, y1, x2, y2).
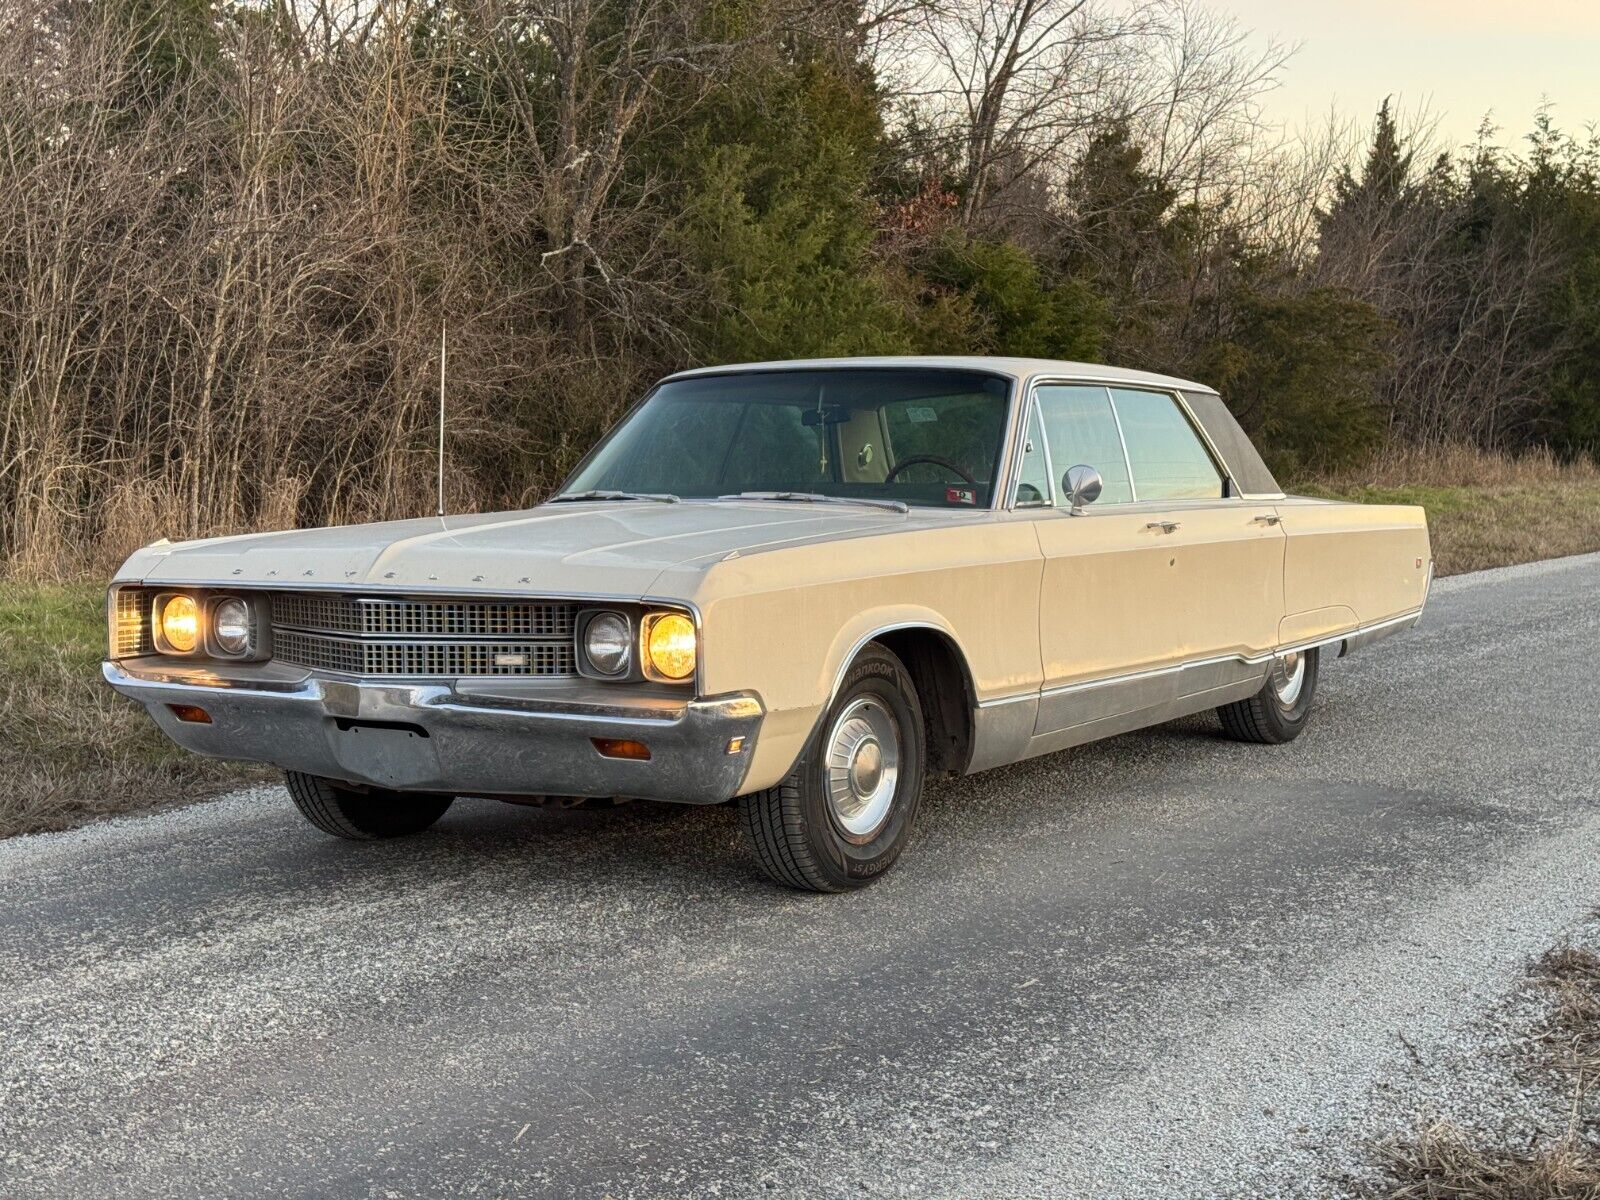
(823, 620, 978, 779)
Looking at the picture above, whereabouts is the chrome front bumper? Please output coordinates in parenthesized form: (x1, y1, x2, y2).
(104, 661, 764, 804)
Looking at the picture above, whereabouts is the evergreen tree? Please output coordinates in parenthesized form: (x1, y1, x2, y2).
(665, 20, 913, 362)
(1194, 289, 1391, 474)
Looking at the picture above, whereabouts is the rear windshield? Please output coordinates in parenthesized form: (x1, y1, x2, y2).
(562, 368, 1014, 508)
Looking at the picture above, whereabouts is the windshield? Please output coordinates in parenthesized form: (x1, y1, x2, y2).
(561, 368, 1014, 509)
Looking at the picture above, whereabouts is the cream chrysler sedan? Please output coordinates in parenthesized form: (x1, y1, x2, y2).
(105, 357, 1431, 890)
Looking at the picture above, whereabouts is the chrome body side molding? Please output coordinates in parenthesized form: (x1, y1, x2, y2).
(1022, 671, 1264, 761)
(966, 606, 1426, 774)
(1336, 609, 1423, 658)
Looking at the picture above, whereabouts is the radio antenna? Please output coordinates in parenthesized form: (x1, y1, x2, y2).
(437, 321, 447, 518)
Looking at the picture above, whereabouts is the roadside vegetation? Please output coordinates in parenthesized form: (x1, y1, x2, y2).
(1372, 940, 1600, 1198)
(0, 582, 260, 837)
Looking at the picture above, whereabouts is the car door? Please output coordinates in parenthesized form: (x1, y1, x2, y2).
(1107, 387, 1285, 666)
(1026, 382, 1285, 737)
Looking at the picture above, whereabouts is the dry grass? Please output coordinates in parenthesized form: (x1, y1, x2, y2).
(1319, 443, 1600, 490)
(0, 582, 264, 838)
(1372, 940, 1600, 1199)
(1537, 946, 1600, 1092)
(1379, 1123, 1600, 1199)
(1301, 445, 1600, 577)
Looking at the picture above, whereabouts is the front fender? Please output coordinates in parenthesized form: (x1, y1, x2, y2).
(737, 605, 968, 794)
(689, 520, 1042, 794)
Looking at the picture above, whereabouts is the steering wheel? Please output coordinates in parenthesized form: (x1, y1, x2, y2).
(883, 455, 978, 485)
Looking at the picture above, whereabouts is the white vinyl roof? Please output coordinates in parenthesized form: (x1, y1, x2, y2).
(663, 355, 1216, 395)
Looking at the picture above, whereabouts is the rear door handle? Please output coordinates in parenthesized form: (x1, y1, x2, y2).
(1251, 513, 1281, 526)
(1146, 521, 1180, 534)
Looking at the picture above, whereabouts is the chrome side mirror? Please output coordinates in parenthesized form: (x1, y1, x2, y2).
(1063, 464, 1103, 515)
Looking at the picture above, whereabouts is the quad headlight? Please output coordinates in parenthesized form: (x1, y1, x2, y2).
(147, 592, 255, 658)
(577, 608, 696, 682)
(643, 612, 696, 681)
(153, 593, 200, 654)
(582, 611, 632, 676)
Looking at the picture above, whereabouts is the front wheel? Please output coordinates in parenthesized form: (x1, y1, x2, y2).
(286, 771, 454, 839)
(739, 644, 926, 892)
(1217, 647, 1320, 744)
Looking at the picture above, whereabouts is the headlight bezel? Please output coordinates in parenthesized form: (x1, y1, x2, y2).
(134, 589, 265, 662)
(575, 606, 697, 684)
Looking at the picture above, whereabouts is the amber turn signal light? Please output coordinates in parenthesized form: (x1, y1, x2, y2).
(167, 703, 212, 724)
(591, 738, 651, 761)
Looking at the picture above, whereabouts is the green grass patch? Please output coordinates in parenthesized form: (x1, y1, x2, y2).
(1303, 482, 1483, 516)
(0, 581, 262, 838)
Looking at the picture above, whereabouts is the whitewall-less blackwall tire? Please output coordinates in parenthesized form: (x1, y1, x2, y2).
(739, 644, 927, 892)
(286, 771, 454, 839)
(1216, 647, 1321, 744)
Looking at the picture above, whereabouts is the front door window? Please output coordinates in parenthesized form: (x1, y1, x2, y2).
(1035, 385, 1134, 504)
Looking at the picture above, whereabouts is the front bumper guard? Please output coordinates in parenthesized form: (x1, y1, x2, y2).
(104, 661, 763, 804)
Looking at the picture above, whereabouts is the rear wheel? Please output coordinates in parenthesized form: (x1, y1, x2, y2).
(739, 644, 926, 892)
(1217, 647, 1320, 744)
(285, 771, 454, 839)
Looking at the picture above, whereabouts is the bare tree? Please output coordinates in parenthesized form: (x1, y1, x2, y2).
(0, 0, 769, 573)
(870, 0, 1287, 231)
(1312, 108, 1564, 449)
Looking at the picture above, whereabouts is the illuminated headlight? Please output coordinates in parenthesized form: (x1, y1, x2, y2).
(153, 593, 200, 655)
(643, 612, 696, 681)
(211, 597, 251, 656)
(583, 612, 631, 676)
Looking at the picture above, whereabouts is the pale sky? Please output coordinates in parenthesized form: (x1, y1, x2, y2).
(1223, 0, 1600, 153)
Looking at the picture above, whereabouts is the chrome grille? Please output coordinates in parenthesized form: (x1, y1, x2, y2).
(270, 593, 577, 638)
(271, 629, 575, 678)
(268, 591, 579, 678)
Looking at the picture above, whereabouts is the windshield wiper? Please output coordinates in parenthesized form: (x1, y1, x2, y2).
(721, 491, 909, 514)
(551, 490, 679, 504)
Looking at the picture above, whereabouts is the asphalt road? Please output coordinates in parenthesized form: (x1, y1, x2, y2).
(4, 554, 1600, 1198)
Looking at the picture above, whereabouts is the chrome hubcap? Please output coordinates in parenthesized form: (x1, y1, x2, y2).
(825, 697, 900, 843)
(1271, 651, 1306, 706)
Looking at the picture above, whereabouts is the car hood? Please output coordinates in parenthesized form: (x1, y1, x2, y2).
(119, 501, 917, 598)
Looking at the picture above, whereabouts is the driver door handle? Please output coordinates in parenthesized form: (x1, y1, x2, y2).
(1251, 513, 1281, 526)
(1146, 520, 1180, 534)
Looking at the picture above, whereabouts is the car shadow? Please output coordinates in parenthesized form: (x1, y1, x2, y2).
(263, 705, 1336, 902)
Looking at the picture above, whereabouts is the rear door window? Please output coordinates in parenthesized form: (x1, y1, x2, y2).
(1109, 388, 1223, 501)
